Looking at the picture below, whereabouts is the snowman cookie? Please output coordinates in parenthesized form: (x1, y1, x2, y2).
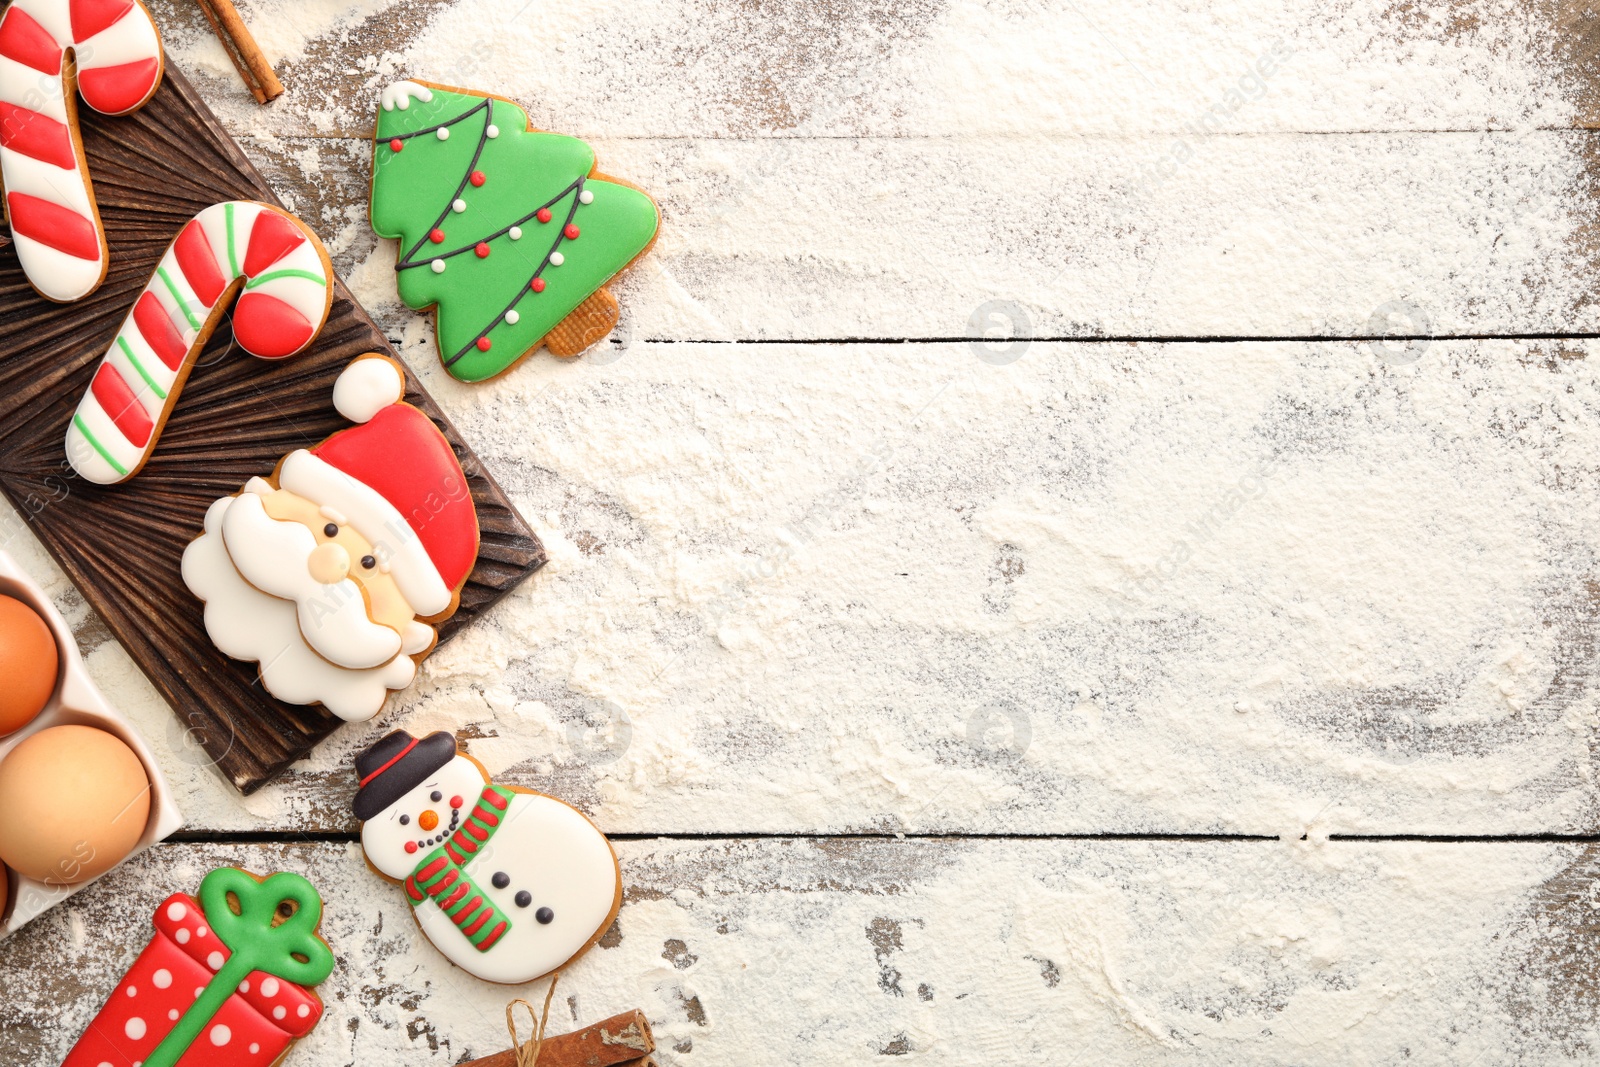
(353, 730, 621, 984)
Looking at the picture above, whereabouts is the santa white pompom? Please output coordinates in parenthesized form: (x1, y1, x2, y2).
(181, 355, 479, 721)
(353, 730, 621, 984)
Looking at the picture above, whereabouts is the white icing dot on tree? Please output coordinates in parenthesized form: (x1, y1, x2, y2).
(452, 199, 466, 213)
(505, 310, 520, 325)
(486, 124, 499, 138)
(175, 928, 190, 944)
(549, 252, 564, 267)
(125, 1017, 146, 1040)
(207, 951, 225, 970)
(579, 189, 594, 205)
(166, 902, 186, 921)
(210, 1024, 231, 1046)
(436, 127, 449, 141)
(431, 260, 446, 274)
(509, 226, 522, 241)
(152, 969, 171, 988)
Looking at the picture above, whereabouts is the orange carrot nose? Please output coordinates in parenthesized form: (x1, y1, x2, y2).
(418, 809, 439, 831)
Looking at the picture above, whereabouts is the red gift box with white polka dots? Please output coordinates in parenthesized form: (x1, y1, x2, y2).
(60, 893, 323, 1067)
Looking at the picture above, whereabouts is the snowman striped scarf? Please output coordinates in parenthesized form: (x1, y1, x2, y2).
(403, 785, 514, 951)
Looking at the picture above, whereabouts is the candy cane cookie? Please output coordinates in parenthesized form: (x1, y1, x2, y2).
(65, 201, 334, 485)
(0, 0, 166, 301)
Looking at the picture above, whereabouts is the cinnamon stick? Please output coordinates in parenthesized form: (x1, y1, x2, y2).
(461, 1010, 654, 1067)
(193, 0, 284, 104)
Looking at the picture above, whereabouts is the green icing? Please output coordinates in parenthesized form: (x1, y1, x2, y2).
(371, 86, 659, 381)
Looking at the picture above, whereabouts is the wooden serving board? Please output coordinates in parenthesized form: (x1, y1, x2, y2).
(0, 62, 545, 794)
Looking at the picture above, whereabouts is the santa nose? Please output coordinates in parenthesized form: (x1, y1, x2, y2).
(307, 542, 350, 584)
(418, 809, 439, 831)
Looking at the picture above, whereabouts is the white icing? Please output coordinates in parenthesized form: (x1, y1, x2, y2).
(549, 252, 564, 267)
(319, 505, 349, 523)
(436, 127, 450, 141)
(175, 928, 190, 945)
(125, 1017, 145, 1040)
(220, 492, 404, 669)
(0, 55, 68, 123)
(402, 620, 435, 655)
(209, 1024, 230, 1046)
(74, 11, 162, 81)
(360, 756, 620, 984)
(166, 902, 186, 921)
(431, 259, 445, 273)
(579, 189, 594, 205)
(243, 237, 332, 330)
(11, 0, 71, 44)
(260, 978, 279, 997)
(505, 309, 520, 325)
(508, 226, 522, 241)
(207, 951, 224, 970)
(9, 230, 103, 303)
(333, 357, 405, 423)
(182, 497, 416, 722)
(152, 968, 171, 988)
(451, 199, 466, 213)
(244, 476, 274, 496)
(380, 80, 434, 112)
(486, 124, 499, 138)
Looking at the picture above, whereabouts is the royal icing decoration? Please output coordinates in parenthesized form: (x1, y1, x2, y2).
(0, 0, 165, 301)
(60, 867, 334, 1067)
(354, 730, 622, 984)
(64, 201, 334, 485)
(370, 81, 659, 381)
(181, 356, 479, 722)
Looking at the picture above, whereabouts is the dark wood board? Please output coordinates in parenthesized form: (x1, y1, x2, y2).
(0, 61, 546, 794)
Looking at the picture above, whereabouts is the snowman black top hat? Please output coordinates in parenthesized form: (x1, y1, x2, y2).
(353, 730, 459, 821)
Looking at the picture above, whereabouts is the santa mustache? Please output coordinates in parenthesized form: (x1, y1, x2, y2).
(220, 492, 405, 669)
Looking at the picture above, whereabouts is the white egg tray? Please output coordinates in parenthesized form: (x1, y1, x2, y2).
(0, 548, 183, 938)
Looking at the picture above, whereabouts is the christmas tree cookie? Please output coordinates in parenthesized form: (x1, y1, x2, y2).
(370, 81, 660, 382)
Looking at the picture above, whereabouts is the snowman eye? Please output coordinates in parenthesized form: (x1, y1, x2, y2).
(323, 523, 338, 537)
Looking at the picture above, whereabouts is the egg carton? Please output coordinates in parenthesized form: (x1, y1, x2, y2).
(0, 549, 183, 938)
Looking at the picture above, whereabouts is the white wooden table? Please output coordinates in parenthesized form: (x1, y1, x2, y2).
(5, 1, 1600, 1063)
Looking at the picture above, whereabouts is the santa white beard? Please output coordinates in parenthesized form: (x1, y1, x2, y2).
(181, 494, 420, 722)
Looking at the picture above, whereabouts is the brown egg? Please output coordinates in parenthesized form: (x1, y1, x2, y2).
(0, 726, 150, 884)
(0, 595, 57, 735)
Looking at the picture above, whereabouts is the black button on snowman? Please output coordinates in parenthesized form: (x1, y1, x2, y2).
(353, 730, 621, 983)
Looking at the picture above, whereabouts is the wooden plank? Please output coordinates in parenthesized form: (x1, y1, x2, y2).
(1, 838, 1595, 1064)
(0, 64, 545, 794)
(222, 128, 1600, 344)
(153, 0, 1598, 138)
(12, 338, 1598, 836)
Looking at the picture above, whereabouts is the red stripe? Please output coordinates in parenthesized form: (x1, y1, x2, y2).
(465, 822, 488, 842)
(416, 857, 448, 882)
(6, 192, 98, 260)
(482, 790, 509, 811)
(440, 884, 468, 909)
(77, 59, 160, 115)
(0, 8, 62, 75)
(90, 364, 152, 447)
(452, 832, 478, 854)
(461, 910, 491, 937)
(479, 922, 509, 950)
(445, 841, 466, 865)
(450, 896, 482, 924)
(132, 291, 187, 370)
(404, 877, 425, 903)
(173, 220, 226, 306)
(432, 870, 458, 892)
(472, 805, 499, 827)
(0, 102, 76, 169)
(71, 0, 134, 42)
(243, 209, 307, 276)
(359, 737, 419, 786)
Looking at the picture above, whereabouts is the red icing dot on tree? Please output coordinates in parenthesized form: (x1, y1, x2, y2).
(389, 139, 404, 153)
(469, 171, 486, 187)
(531, 277, 546, 293)
(429, 229, 445, 244)
(475, 243, 490, 258)
(476, 337, 492, 352)
(536, 208, 552, 224)
(564, 224, 580, 240)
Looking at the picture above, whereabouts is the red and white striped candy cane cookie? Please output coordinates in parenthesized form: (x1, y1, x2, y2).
(0, 0, 165, 301)
(65, 201, 335, 485)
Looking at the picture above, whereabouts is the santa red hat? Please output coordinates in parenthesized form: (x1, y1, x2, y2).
(277, 357, 478, 617)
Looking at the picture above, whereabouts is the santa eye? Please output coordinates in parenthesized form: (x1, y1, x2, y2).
(323, 523, 338, 537)
(431, 791, 443, 802)
(399, 814, 410, 825)
(361, 555, 377, 570)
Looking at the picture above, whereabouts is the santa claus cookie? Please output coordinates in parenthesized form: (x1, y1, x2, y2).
(354, 730, 622, 984)
(0, 0, 166, 301)
(370, 80, 660, 382)
(60, 866, 335, 1067)
(181, 355, 479, 722)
